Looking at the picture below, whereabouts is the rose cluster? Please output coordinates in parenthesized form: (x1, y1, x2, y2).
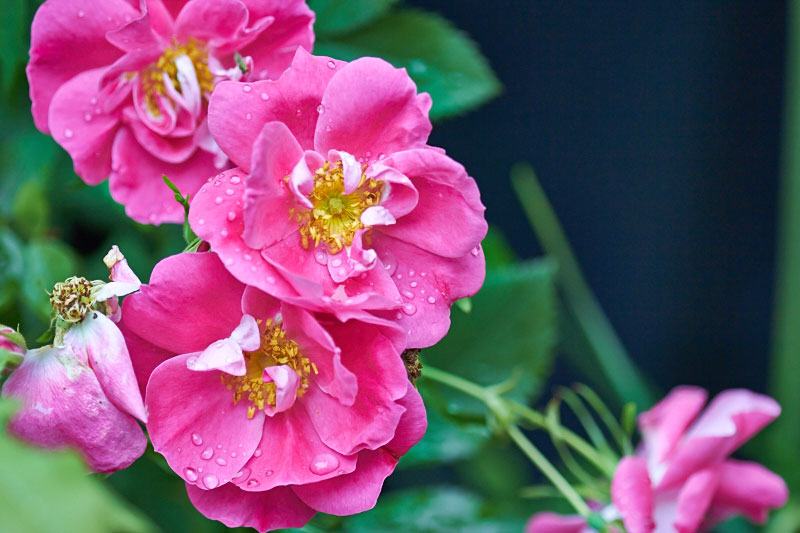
(6, 0, 487, 530)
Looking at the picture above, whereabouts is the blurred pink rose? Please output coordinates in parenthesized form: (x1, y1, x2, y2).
(27, 0, 314, 224)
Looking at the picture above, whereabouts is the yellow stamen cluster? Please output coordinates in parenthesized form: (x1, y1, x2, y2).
(223, 318, 318, 419)
(50, 276, 94, 323)
(291, 160, 383, 254)
(140, 37, 215, 116)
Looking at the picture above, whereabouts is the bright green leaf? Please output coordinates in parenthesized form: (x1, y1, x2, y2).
(314, 9, 501, 119)
(422, 259, 558, 416)
(308, 0, 398, 37)
(21, 240, 78, 320)
(0, 397, 154, 533)
(482, 226, 517, 269)
(0, 324, 26, 350)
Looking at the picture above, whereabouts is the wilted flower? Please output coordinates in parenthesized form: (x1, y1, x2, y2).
(27, 0, 314, 224)
(1, 246, 147, 472)
(121, 251, 426, 531)
(189, 48, 487, 348)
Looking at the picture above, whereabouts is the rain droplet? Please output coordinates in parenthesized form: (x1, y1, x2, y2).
(471, 245, 481, 256)
(410, 281, 418, 288)
(402, 290, 414, 299)
(427, 296, 436, 304)
(90, 97, 97, 105)
(227, 211, 236, 221)
(396, 274, 403, 280)
(232, 467, 251, 483)
(184, 468, 198, 482)
(217, 444, 223, 449)
(215, 196, 223, 204)
(215, 457, 228, 466)
(242, 84, 252, 93)
(230, 175, 241, 184)
(225, 188, 235, 196)
(396, 312, 403, 319)
(221, 229, 228, 237)
(402, 303, 417, 316)
(201, 447, 214, 460)
(314, 251, 328, 265)
(244, 254, 252, 261)
(245, 113, 252, 120)
(260, 92, 269, 100)
(191, 433, 203, 445)
(325, 125, 332, 132)
(409, 269, 415, 276)
(247, 479, 260, 487)
(203, 473, 219, 489)
(316, 104, 325, 114)
(231, 451, 237, 457)
(64, 129, 73, 139)
(420, 272, 427, 277)
(84, 113, 92, 122)
(225, 257, 233, 266)
(265, 469, 274, 476)
(327, 60, 336, 69)
(295, 109, 302, 116)
(309, 453, 339, 475)
(77, 10, 84, 17)
(337, 267, 346, 277)
(267, 276, 276, 283)
(330, 257, 342, 267)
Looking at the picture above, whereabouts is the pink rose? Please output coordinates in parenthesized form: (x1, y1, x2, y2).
(526, 387, 788, 533)
(28, 0, 314, 224)
(188, 48, 487, 348)
(121, 252, 427, 531)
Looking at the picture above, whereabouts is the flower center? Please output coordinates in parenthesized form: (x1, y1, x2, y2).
(292, 160, 383, 254)
(222, 318, 317, 418)
(140, 37, 215, 116)
(50, 276, 94, 324)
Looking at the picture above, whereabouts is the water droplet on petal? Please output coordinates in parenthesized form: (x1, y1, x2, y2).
(402, 290, 414, 299)
(327, 60, 336, 69)
(410, 281, 418, 288)
(242, 84, 252, 93)
(191, 433, 203, 445)
(201, 447, 214, 460)
(244, 254, 252, 261)
(315, 251, 328, 265)
(221, 229, 228, 237)
(77, 10, 85, 17)
(260, 92, 269, 100)
(230, 175, 241, 184)
(267, 276, 275, 283)
(325, 125, 332, 132)
(316, 104, 325, 114)
(427, 296, 436, 304)
(245, 113, 252, 120)
(84, 113, 92, 122)
(231, 451, 237, 457)
(90, 97, 97, 105)
(215, 457, 228, 466)
(402, 303, 417, 316)
(471, 245, 481, 256)
(247, 479, 260, 487)
(215, 196, 223, 205)
(227, 211, 236, 221)
(64, 129, 73, 139)
(203, 473, 219, 489)
(330, 257, 342, 267)
(225, 257, 233, 266)
(396, 312, 403, 319)
(296, 109, 302, 116)
(232, 467, 251, 483)
(265, 469, 274, 476)
(184, 468, 198, 482)
(310, 453, 339, 475)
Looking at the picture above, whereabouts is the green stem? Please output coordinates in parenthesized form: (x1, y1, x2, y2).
(421, 366, 601, 517)
(511, 164, 653, 408)
(769, 0, 800, 491)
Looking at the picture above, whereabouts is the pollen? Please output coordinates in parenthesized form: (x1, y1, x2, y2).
(50, 276, 94, 324)
(222, 318, 318, 419)
(139, 37, 215, 116)
(292, 160, 383, 254)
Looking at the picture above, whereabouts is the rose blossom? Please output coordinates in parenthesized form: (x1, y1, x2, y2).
(526, 387, 788, 533)
(120, 251, 427, 531)
(1, 247, 147, 472)
(188, 48, 487, 348)
(27, 0, 314, 224)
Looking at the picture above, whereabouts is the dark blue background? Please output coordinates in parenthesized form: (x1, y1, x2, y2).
(411, 1, 785, 394)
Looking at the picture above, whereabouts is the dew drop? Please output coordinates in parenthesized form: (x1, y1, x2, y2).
(225, 188, 235, 196)
(242, 84, 252, 93)
(260, 92, 269, 100)
(396, 312, 403, 319)
(267, 276, 275, 283)
(230, 175, 241, 184)
(231, 451, 237, 457)
(471, 245, 480, 256)
(244, 254, 252, 261)
(296, 109, 302, 116)
(402, 290, 414, 299)
(337, 267, 346, 277)
(201, 447, 214, 460)
(64, 129, 74, 139)
(265, 469, 274, 476)
(327, 60, 336, 69)
(77, 10, 84, 17)
(316, 104, 325, 114)
(215, 196, 223, 204)
(310, 453, 339, 475)
(217, 444, 223, 449)
(409, 269, 415, 276)
(396, 274, 403, 280)
(325, 125, 332, 132)
(191, 433, 203, 446)
(314, 251, 328, 265)
(184, 467, 198, 482)
(247, 479, 260, 487)
(221, 229, 228, 237)
(84, 113, 92, 122)
(427, 296, 436, 304)
(227, 211, 236, 221)
(410, 281, 418, 288)
(245, 113, 252, 120)
(203, 473, 219, 489)
(232, 467, 251, 483)
(225, 257, 233, 266)
(402, 303, 417, 316)
(420, 271, 427, 277)
(215, 457, 228, 466)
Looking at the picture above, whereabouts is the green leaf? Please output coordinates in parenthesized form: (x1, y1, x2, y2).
(0, 347, 23, 372)
(12, 180, 50, 239)
(0, 229, 24, 311)
(314, 9, 501, 119)
(0, 397, 154, 533)
(21, 240, 78, 320)
(0, 324, 26, 351)
(400, 390, 491, 467)
(422, 259, 557, 416)
(482, 226, 517, 269)
(345, 486, 522, 533)
(308, 0, 398, 37)
(0, 0, 25, 94)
